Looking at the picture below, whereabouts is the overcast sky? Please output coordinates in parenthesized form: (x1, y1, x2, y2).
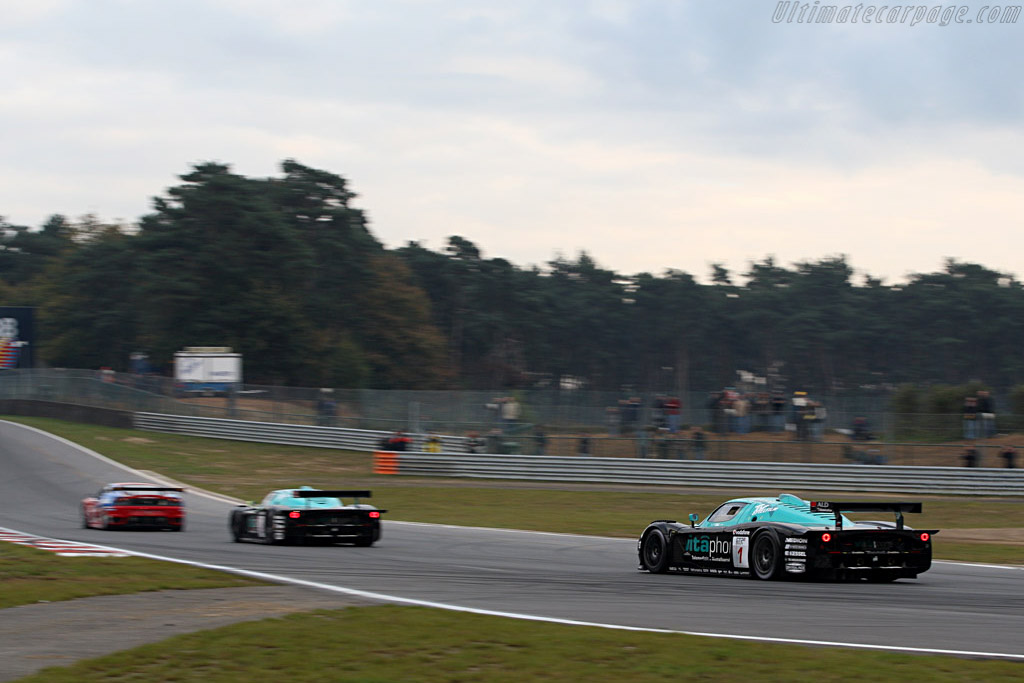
(2, 1, 1022, 283)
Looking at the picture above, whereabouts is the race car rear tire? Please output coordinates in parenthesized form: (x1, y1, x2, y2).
(354, 527, 380, 547)
(752, 532, 782, 580)
(82, 509, 89, 529)
(641, 529, 670, 573)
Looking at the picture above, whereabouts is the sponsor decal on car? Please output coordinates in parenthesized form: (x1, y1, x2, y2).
(684, 534, 731, 562)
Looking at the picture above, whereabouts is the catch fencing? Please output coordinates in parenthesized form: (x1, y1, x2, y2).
(3, 367, 1020, 442)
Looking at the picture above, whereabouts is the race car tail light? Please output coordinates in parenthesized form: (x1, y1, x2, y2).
(920, 532, 930, 542)
(288, 511, 301, 519)
(821, 533, 832, 543)
(369, 511, 380, 519)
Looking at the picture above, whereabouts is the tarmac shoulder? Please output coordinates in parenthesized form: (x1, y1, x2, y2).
(0, 585, 373, 682)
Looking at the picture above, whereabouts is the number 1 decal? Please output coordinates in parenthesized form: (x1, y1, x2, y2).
(732, 535, 749, 568)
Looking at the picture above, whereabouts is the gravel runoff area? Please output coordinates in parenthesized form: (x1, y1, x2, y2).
(0, 586, 377, 682)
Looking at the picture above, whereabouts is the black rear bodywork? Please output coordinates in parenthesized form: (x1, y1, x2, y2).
(230, 489, 385, 546)
(638, 501, 937, 582)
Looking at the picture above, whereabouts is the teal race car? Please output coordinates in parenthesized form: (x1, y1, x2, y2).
(230, 487, 385, 546)
(638, 493, 937, 582)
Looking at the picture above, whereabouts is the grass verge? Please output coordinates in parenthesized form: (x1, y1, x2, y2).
(0, 542, 266, 609)
(14, 605, 1024, 683)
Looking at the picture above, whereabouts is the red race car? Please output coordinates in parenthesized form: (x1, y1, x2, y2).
(82, 482, 186, 531)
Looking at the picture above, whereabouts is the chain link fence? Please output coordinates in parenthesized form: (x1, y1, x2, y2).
(0, 369, 1020, 469)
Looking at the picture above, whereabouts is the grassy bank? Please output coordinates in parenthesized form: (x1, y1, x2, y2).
(15, 605, 1024, 682)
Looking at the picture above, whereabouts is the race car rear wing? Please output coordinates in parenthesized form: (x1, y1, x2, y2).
(110, 486, 185, 493)
(810, 501, 922, 530)
(294, 489, 372, 501)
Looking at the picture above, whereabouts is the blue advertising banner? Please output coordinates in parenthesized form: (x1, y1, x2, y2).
(0, 307, 35, 368)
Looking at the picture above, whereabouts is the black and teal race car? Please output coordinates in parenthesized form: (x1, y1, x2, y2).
(638, 493, 937, 582)
(230, 486, 384, 546)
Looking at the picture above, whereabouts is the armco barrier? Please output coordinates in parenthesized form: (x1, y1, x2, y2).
(133, 413, 468, 453)
(132, 412, 1024, 495)
(373, 452, 1024, 496)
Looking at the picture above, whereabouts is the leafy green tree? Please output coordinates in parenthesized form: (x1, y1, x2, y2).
(0, 215, 75, 287)
(38, 225, 139, 369)
(355, 253, 449, 388)
(272, 159, 380, 328)
(133, 162, 315, 381)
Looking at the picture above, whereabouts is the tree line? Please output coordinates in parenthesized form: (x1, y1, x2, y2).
(2, 160, 1023, 395)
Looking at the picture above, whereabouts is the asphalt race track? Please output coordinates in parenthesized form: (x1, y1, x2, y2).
(2, 420, 1022, 660)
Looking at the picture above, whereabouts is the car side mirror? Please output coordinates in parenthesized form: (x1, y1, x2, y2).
(688, 513, 699, 527)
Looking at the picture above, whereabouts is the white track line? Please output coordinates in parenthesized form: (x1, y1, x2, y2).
(2, 523, 1021, 661)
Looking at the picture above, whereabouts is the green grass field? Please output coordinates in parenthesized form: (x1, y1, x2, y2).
(13, 605, 1024, 683)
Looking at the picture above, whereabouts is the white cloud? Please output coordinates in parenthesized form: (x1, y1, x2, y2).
(0, 1, 1022, 284)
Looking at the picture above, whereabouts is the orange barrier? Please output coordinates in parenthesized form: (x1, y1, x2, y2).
(373, 451, 398, 475)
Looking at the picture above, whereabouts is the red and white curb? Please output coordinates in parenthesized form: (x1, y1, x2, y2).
(0, 528, 130, 557)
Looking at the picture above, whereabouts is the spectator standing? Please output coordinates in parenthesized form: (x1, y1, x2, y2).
(734, 394, 750, 435)
(962, 446, 979, 467)
(534, 425, 548, 455)
(578, 436, 591, 456)
(1000, 446, 1017, 468)
(771, 393, 787, 432)
(977, 390, 996, 438)
(621, 397, 641, 436)
(707, 391, 725, 433)
(605, 405, 620, 435)
(752, 393, 771, 432)
(315, 389, 337, 427)
(691, 427, 706, 460)
(811, 401, 828, 441)
(652, 395, 667, 430)
(663, 395, 682, 433)
(424, 434, 442, 453)
(500, 396, 521, 433)
(851, 416, 872, 441)
(963, 395, 978, 439)
(791, 392, 810, 441)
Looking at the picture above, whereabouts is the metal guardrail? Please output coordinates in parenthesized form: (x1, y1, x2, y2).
(132, 412, 1024, 495)
(133, 413, 469, 453)
(374, 453, 1024, 496)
